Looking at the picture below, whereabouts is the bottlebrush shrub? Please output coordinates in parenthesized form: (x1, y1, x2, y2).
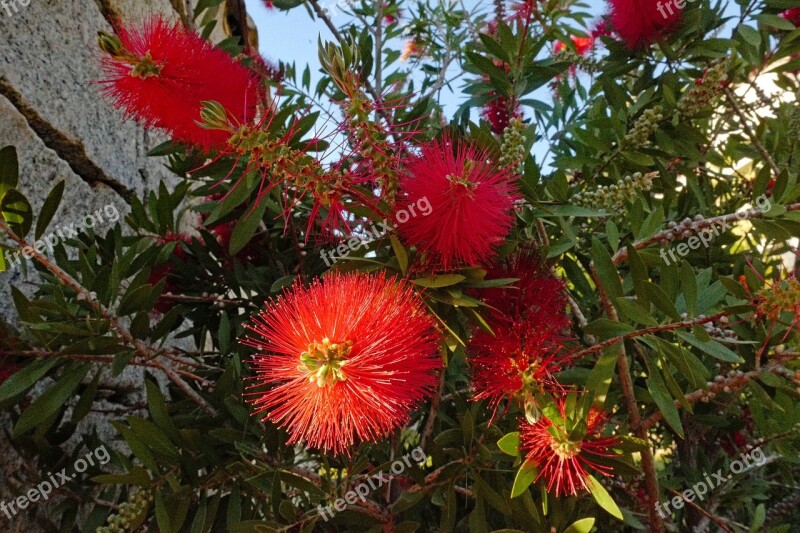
(2, 1, 800, 532)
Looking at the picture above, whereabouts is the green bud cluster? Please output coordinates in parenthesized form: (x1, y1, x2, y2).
(678, 63, 728, 117)
(96, 487, 153, 533)
(572, 172, 655, 213)
(498, 117, 527, 173)
(228, 125, 348, 208)
(553, 50, 599, 74)
(344, 92, 398, 198)
(624, 106, 663, 148)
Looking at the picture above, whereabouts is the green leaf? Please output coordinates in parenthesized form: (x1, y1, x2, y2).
(738, 25, 761, 46)
(583, 319, 635, 339)
(35, 180, 65, 240)
(0, 145, 19, 194)
(591, 238, 623, 299)
(583, 348, 620, 410)
(676, 332, 744, 363)
(146, 379, 181, 443)
(390, 234, 409, 275)
(118, 284, 155, 316)
(563, 518, 595, 533)
(1, 189, 33, 237)
(679, 261, 698, 316)
(646, 369, 684, 438)
(587, 476, 623, 519)
(412, 274, 465, 288)
(229, 200, 269, 255)
(616, 298, 659, 327)
(13, 363, 90, 436)
(155, 490, 173, 533)
(510, 460, 538, 498)
(0, 358, 60, 403)
(497, 432, 520, 456)
(642, 281, 680, 320)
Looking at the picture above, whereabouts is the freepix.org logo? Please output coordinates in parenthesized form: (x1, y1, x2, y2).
(1, 0, 32, 18)
(319, 197, 432, 267)
(316, 446, 427, 521)
(1, 445, 111, 520)
(3, 204, 121, 272)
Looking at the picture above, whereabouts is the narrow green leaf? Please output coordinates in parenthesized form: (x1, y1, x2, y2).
(642, 281, 680, 320)
(564, 518, 595, 533)
(510, 460, 538, 498)
(412, 274, 465, 288)
(35, 180, 65, 240)
(0, 358, 60, 403)
(390, 234, 408, 275)
(0, 145, 19, 192)
(646, 370, 684, 438)
(587, 476, 623, 519)
(13, 363, 90, 436)
(676, 332, 744, 363)
(591, 238, 623, 299)
(229, 200, 269, 255)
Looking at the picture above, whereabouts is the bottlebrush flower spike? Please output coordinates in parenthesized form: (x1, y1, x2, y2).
(781, 8, 800, 27)
(98, 17, 260, 151)
(554, 36, 596, 56)
(469, 253, 574, 420)
(519, 402, 619, 496)
(396, 136, 519, 270)
(242, 272, 442, 455)
(608, 0, 682, 49)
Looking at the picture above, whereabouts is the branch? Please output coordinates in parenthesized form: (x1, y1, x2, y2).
(0, 220, 218, 416)
(307, 0, 385, 109)
(641, 360, 795, 431)
(610, 202, 800, 266)
(723, 86, 781, 178)
(594, 271, 664, 532)
(571, 311, 733, 361)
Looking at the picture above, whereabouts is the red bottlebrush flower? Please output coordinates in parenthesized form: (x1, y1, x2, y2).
(263, 0, 275, 8)
(591, 19, 613, 38)
(396, 137, 519, 270)
(608, 0, 682, 49)
(482, 94, 522, 134)
(469, 253, 573, 419)
(0, 363, 20, 385)
(519, 403, 619, 496)
(781, 8, 800, 27)
(480, 62, 522, 134)
(99, 17, 260, 151)
(554, 36, 595, 56)
(242, 273, 441, 455)
(382, 3, 401, 24)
